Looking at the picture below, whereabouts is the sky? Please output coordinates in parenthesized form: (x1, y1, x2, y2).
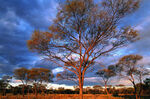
(0, 0, 150, 88)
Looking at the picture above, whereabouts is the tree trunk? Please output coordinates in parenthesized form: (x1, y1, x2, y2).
(33, 84, 38, 97)
(105, 84, 109, 95)
(138, 79, 143, 99)
(132, 81, 138, 99)
(40, 86, 45, 95)
(35, 87, 37, 97)
(22, 85, 25, 97)
(79, 75, 84, 99)
(79, 84, 83, 99)
(2, 88, 6, 96)
(27, 87, 30, 99)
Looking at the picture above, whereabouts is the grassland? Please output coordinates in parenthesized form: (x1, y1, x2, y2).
(1, 94, 150, 99)
(0, 94, 123, 99)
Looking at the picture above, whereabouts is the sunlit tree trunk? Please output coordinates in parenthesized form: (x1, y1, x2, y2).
(79, 76, 83, 99)
(104, 82, 109, 95)
(79, 72, 85, 99)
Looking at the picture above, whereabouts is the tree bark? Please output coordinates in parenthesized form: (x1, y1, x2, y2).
(22, 85, 25, 97)
(138, 78, 143, 99)
(105, 84, 109, 95)
(79, 75, 84, 99)
(79, 84, 83, 99)
(132, 81, 138, 99)
(2, 88, 6, 96)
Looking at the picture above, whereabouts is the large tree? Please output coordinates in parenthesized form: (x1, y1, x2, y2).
(117, 55, 149, 99)
(27, 0, 140, 98)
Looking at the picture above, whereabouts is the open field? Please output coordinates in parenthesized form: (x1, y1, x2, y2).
(1, 94, 150, 99)
(0, 94, 123, 99)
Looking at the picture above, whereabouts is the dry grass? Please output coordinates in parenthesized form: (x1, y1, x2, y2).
(0, 94, 123, 99)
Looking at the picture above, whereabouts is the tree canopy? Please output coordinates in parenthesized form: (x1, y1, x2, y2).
(27, 0, 140, 99)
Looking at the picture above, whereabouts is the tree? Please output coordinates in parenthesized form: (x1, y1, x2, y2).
(13, 67, 29, 96)
(134, 65, 149, 97)
(27, 0, 140, 99)
(27, 68, 53, 96)
(117, 55, 149, 99)
(0, 75, 11, 96)
(115, 84, 125, 87)
(143, 78, 150, 94)
(144, 78, 150, 87)
(96, 65, 116, 95)
(93, 85, 103, 94)
(93, 85, 103, 90)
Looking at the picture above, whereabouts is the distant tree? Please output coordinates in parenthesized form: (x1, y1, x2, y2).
(96, 65, 116, 95)
(0, 80, 8, 96)
(92, 85, 103, 94)
(73, 85, 79, 93)
(117, 55, 149, 99)
(27, 0, 140, 99)
(93, 85, 103, 90)
(115, 84, 125, 88)
(27, 68, 53, 96)
(144, 78, 150, 87)
(126, 87, 134, 94)
(134, 65, 149, 97)
(0, 75, 11, 96)
(143, 78, 150, 94)
(57, 87, 65, 93)
(13, 67, 29, 96)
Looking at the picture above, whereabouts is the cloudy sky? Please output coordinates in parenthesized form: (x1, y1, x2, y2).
(0, 0, 150, 88)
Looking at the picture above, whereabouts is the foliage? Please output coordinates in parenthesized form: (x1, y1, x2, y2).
(144, 78, 150, 87)
(13, 67, 53, 96)
(28, 68, 53, 83)
(14, 67, 29, 85)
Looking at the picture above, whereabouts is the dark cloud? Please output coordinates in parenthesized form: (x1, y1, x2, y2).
(0, 0, 58, 76)
(0, 0, 58, 28)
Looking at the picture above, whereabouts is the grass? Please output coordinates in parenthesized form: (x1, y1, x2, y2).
(1, 94, 150, 99)
(0, 94, 123, 99)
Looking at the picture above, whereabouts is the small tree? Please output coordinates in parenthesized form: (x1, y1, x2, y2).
(93, 85, 103, 93)
(0, 75, 11, 96)
(134, 65, 149, 97)
(115, 84, 125, 88)
(144, 78, 150, 87)
(117, 55, 149, 99)
(96, 65, 116, 95)
(143, 78, 150, 94)
(27, 68, 53, 96)
(27, 0, 140, 98)
(93, 85, 103, 90)
(13, 67, 29, 96)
